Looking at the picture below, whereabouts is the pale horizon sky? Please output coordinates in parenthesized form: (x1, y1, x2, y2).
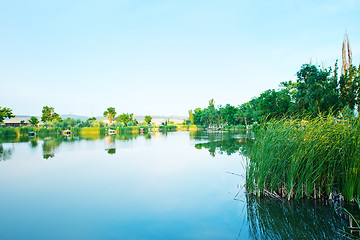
(1, 0, 359, 117)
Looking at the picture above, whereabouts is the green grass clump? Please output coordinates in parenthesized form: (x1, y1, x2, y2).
(0, 127, 19, 137)
(246, 116, 360, 201)
(81, 127, 102, 135)
(117, 126, 140, 134)
(159, 125, 177, 131)
(37, 127, 60, 136)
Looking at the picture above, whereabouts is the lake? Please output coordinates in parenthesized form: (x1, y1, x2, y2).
(0, 131, 350, 239)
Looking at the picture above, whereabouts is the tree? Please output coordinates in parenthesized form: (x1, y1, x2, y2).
(237, 102, 257, 127)
(29, 116, 39, 126)
(282, 64, 340, 117)
(0, 107, 15, 123)
(144, 115, 152, 125)
(103, 107, 116, 122)
(117, 113, 136, 126)
(219, 104, 239, 126)
(188, 110, 194, 124)
(339, 64, 360, 112)
(41, 106, 62, 122)
(253, 89, 292, 120)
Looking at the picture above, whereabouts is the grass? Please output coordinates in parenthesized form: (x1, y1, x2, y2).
(0, 127, 19, 137)
(117, 126, 143, 134)
(175, 125, 201, 131)
(246, 116, 360, 201)
(158, 125, 177, 131)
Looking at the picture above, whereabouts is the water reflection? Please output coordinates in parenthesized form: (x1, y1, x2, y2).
(105, 135, 116, 154)
(246, 195, 348, 240)
(42, 138, 62, 159)
(116, 133, 140, 141)
(193, 131, 252, 157)
(30, 139, 38, 148)
(0, 130, 354, 239)
(0, 144, 13, 161)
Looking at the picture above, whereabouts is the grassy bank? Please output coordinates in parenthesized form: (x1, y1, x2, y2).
(246, 116, 360, 201)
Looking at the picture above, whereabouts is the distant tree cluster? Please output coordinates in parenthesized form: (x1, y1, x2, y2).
(103, 107, 140, 126)
(189, 99, 242, 127)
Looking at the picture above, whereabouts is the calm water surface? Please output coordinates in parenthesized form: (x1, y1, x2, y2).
(0, 131, 349, 239)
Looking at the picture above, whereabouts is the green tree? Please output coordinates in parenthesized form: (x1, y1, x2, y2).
(144, 115, 152, 125)
(237, 102, 257, 127)
(253, 89, 292, 120)
(0, 107, 15, 123)
(188, 110, 194, 124)
(219, 104, 239, 126)
(117, 113, 136, 126)
(103, 107, 116, 122)
(281, 64, 340, 117)
(339, 64, 360, 112)
(29, 116, 39, 126)
(41, 106, 62, 123)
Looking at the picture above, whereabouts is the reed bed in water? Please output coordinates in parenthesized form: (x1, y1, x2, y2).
(246, 116, 360, 201)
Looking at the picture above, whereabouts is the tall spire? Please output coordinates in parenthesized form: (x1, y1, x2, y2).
(342, 32, 352, 75)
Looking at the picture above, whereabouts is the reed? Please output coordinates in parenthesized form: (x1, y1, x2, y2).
(246, 116, 360, 201)
(0, 127, 19, 137)
(37, 127, 61, 136)
(159, 125, 177, 131)
(117, 126, 140, 134)
(80, 127, 102, 135)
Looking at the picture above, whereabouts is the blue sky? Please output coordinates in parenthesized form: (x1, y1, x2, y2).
(1, 0, 359, 117)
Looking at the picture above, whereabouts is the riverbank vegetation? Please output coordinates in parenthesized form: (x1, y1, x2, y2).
(246, 116, 360, 201)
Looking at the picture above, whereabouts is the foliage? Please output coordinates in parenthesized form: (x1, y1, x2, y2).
(158, 125, 177, 131)
(81, 127, 103, 135)
(0, 127, 19, 137)
(116, 113, 137, 126)
(41, 106, 62, 123)
(192, 100, 242, 127)
(144, 115, 152, 125)
(251, 89, 292, 120)
(246, 116, 360, 201)
(103, 107, 116, 122)
(29, 116, 39, 126)
(339, 64, 360, 112)
(234, 63, 360, 125)
(117, 126, 140, 134)
(0, 107, 15, 123)
(285, 64, 340, 116)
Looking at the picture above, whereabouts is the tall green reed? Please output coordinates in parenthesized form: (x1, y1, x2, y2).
(246, 116, 360, 201)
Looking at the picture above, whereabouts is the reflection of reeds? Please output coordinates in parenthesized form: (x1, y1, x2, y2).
(246, 194, 347, 239)
(246, 116, 360, 201)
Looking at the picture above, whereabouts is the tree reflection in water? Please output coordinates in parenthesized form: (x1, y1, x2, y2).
(42, 138, 62, 159)
(30, 139, 38, 148)
(0, 144, 12, 161)
(105, 135, 116, 155)
(193, 131, 252, 157)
